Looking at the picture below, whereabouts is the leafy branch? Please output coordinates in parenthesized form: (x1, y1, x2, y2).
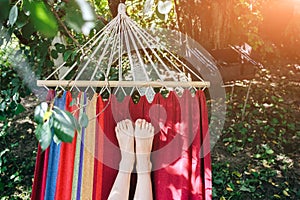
(34, 93, 89, 151)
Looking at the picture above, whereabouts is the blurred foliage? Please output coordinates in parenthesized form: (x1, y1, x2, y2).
(0, 97, 36, 199)
(0, 48, 30, 122)
(174, 0, 300, 63)
(125, 0, 177, 29)
(173, 0, 264, 49)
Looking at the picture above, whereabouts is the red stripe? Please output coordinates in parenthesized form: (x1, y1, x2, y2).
(92, 95, 105, 199)
(198, 90, 212, 200)
(31, 90, 55, 200)
(31, 146, 49, 200)
(55, 91, 77, 200)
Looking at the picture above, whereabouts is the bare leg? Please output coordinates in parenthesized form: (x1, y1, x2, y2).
(134, 119, 154, 200)
(108, 119, 135, 200)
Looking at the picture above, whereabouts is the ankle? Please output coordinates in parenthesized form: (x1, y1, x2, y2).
(136, 154, 152, 173)
(119, 153, 135, 172)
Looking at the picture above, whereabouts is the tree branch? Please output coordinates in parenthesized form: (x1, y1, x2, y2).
(50, 6, 80, 47)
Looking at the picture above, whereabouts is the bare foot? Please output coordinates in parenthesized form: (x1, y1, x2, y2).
(135, 119, 154, 173)
(115, 119, 135, 172)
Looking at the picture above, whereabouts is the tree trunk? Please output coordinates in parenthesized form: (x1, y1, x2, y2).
(174, 0, 236, 50)
(108, 0, 126, 17)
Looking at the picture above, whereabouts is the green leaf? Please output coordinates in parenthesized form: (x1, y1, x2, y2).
(35, 122, 52, 151)
(53, 134, 62, 144)
(53, 118, 74, 143)
(266, 149, 274, 155)
(34, 102, 48, 124)
(26, 0, 58, 37)
(14, 104, 25, 115)
(0, 148, 9, 158)
(65, 10, 84, 34)
(9, 5, 18, 26)
(4, 27, 13, 43)
(11, 78, 20, 87)
(69, 98, 76, 106)
(51, 49, 58, 59)
(63, 50, 73, 62)
(0, 115, 6, 121)
(52, 107, 77, 142)
(15, 10, 28, 28)
(232, 171, 242, 178)
(251, 171, 259, 178)
(0, 102, 6, 112)
(287, 123, 295, 131)
(79, 112, 89, 128)
(214, 178, 223, 185)
(240, 127, 248, 135)
(21, 21, 35, 38)
(0, 182, 4, 191)
(240, 185, 251, 192)
(0, 0, 10, 22)
(254, 154, 261, 158)
(55, 43, 65, 53)
(271, 118, 279, 125)
(65, 0, 95, 35)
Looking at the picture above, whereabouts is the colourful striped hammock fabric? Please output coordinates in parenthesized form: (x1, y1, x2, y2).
(31, 89, 212, 200)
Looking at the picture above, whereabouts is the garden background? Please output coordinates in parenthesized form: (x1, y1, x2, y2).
(0, 0, 299, 199)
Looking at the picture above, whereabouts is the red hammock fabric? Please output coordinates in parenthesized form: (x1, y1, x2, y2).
(31, 90, 212, 200)
(54, 91, 78, 200)
(31, 90, 55, 200)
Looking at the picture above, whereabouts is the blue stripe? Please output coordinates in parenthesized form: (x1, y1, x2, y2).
(44, 92, 66, 200)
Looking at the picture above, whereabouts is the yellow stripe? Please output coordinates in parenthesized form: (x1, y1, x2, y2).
(81, 94, 97, 199)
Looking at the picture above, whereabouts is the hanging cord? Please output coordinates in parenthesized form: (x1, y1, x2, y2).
(127, 19, 179, 82)
(70, 83, 112, 122)
(44, 16, 118, 90)
(69, 10, 125, 119)
(127, 18, 205, 82)
(71, 22, 121, 90)
(68, 5, 124, 121)
(44, 21, 116, 91)
(123, 18, 163, 81)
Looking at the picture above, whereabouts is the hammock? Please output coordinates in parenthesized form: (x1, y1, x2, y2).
(32, 3, 212, 200)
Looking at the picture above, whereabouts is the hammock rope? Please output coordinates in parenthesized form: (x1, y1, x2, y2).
(37, 3, 210, 100)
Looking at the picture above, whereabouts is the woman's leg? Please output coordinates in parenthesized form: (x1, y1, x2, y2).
(134, 119, 154, 200)
(108, 119, 135, 200)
